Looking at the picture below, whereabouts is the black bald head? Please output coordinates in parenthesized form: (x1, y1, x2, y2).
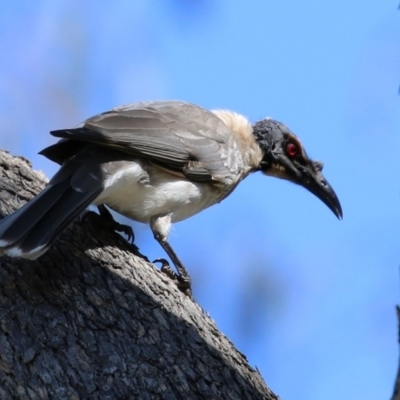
(252, 118, 342, 219)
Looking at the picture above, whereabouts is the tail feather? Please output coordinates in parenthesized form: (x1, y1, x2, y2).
(0, 170, 102, 259)
(19, 186, 101, 254)
(0, 145, 122, 259)
(0, 183, 69, 245)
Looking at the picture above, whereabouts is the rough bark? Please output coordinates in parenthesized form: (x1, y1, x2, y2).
(0, 149, 277, 400)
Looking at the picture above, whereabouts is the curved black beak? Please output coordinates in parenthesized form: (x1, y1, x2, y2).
(302, 170, 343, 219)
(271, 154, 343, 220)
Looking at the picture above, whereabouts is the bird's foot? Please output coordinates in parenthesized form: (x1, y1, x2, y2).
(153, 258, 192, 297)
(97, 204, 134, 243)
(110, 221, 134, 243)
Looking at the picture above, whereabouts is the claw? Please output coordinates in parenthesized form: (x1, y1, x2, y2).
(153, 258, 177, 280)
(98, 204, 135, 243)
(118, 224, 135, 243)
(153, 258, 192, 296)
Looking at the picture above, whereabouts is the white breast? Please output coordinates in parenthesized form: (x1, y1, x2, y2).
(94, 161, 226, 224)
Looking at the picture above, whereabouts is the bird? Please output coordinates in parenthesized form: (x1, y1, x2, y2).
(0, 100, 342, 293)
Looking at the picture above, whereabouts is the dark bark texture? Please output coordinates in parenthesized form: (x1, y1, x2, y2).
(0, 150, 276, 400)
(392, 306, 400, 400)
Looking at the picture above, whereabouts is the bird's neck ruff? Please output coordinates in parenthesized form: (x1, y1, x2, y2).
(211, 109, 263, 170)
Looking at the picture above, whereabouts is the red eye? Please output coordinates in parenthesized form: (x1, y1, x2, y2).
(286, 142, 298, 158)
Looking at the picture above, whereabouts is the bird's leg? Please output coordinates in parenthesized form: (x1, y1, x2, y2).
(154, 240, 192, 295)
(97, 204, 134, 243)
(150, 215, 192, 295)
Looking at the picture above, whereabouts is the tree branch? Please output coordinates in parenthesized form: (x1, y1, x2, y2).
(0, 149, 276, 399)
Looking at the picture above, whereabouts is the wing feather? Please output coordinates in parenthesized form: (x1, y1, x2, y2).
(49, 101, 243, 184)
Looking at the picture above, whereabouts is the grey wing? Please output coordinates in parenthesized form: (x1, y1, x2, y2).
(48, 101, 243, 184)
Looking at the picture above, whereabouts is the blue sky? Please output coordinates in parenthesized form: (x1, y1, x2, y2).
(0, 1, 399, 398)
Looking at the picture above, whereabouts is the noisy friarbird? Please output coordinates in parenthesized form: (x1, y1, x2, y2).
(0, 101, 342, 293)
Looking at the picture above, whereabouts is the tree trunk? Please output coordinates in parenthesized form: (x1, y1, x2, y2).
(0, 150, 276, 400)
(392, 306, 400, 400)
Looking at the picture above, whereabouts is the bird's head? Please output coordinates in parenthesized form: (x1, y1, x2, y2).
(252, 118, 342, 219)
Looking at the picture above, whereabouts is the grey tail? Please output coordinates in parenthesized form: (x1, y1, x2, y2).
(0, 161, 103, 259)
